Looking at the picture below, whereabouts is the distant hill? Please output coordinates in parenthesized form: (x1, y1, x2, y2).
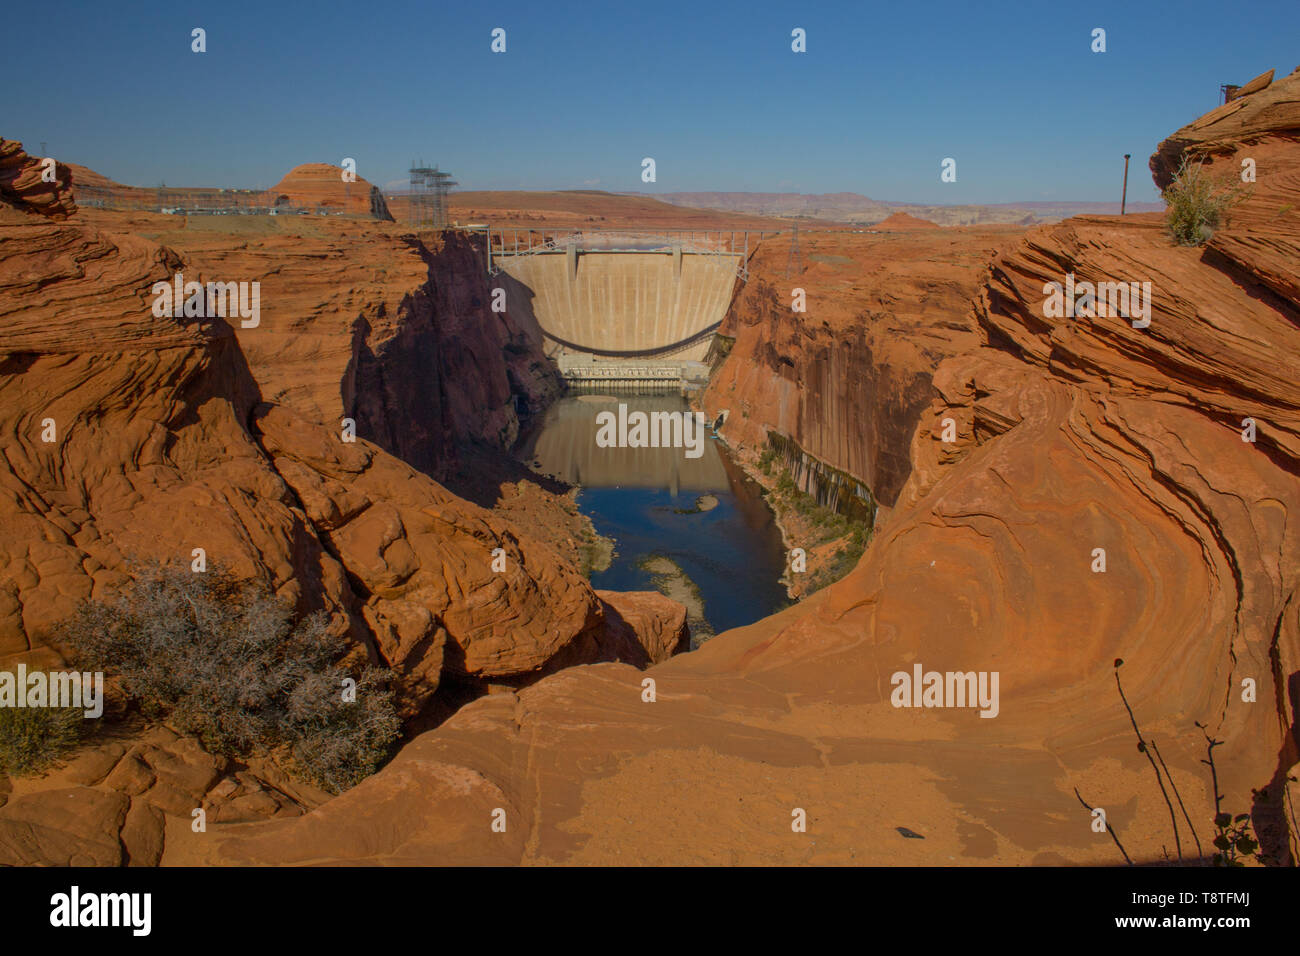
(63, 160, 391, 218)
(436, 189, 792, 230)
(649, 191, 1165, 226)
(873, 212, 940, 230)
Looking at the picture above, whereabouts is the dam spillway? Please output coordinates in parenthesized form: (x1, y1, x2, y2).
(487, 231, 751, 383)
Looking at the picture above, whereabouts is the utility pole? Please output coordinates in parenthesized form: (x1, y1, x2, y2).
(785, 222, 802, 277)
(1121, 154, 1131, 215)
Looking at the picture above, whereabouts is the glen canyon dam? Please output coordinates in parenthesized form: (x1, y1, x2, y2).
(0, 0, 1296, 939)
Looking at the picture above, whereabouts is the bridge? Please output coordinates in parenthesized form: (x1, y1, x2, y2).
(478, 228, 774, 387)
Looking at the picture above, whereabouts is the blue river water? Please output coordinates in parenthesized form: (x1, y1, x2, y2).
(517, 392, 790, 642)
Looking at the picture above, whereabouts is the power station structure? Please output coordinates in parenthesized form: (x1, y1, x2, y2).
(408, 161, 457, 228)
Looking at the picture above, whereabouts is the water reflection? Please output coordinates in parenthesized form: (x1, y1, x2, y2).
(522, 394, 729, 492)
(517, 392, 790, 642)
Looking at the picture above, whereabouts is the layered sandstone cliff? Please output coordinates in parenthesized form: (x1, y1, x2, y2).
(0, 139, 76, 219)
(703, 226, 1023, 506)
(112, 211, 562, 481)
(0, 140, 687, 862)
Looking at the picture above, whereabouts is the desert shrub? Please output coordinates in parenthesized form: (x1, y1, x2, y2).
(282, 668, 401, 793)
(1163, 157, 1247, 246)
(0, 704, 83, 775)
(55, 562, 400, 793)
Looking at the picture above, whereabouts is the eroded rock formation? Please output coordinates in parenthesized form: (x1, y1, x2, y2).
(267, 163, 394, 220)
(0, 142, 687, 863)
(126, 216, 563, 480)
(0, 140, 76, 219)
(703, 226, 1023, 506)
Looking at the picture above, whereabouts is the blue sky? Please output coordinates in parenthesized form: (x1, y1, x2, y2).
(5, 1, 1296, 203)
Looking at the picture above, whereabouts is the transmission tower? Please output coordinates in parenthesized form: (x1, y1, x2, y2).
(408, 160, 458, 229)
(785, 222, 803, 277)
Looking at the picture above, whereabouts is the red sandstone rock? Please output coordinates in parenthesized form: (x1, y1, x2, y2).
(253, 401, 610, 700)
(267, 163, 393, 220)
(0, 151, 698, 860)
(0, 139, 76, 219)
(1151, 64, 1300, 308)
(703, 225, 1023, 505)
(0, 788, 128, 866)
(595, 590, 689, 664)
(83, 210, 563, 481)
(0, 146, 680, 707)
(8, 68, 1300, 869)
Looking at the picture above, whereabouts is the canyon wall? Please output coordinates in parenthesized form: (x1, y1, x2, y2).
(88, 207, 563, 483)
(0, 136, 686, 728)
(703, 226, 1023, 506)
(0, 138, 697, 861)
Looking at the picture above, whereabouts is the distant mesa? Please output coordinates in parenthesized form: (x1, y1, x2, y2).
(53, 157, 393, 220)
(871, 211, 939, 230)
(269, 163, 393, 220)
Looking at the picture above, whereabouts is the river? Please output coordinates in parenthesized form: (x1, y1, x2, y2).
(516, 391, 789, 646)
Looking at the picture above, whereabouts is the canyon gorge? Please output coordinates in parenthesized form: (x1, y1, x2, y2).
(1, 64, 1298, 867)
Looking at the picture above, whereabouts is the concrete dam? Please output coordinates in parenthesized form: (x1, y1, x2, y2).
(487, 230, 759, 386)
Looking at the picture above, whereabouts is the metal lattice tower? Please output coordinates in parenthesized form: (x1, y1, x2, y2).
(785, 222, 803, 277)
(409, 160, 458, 229)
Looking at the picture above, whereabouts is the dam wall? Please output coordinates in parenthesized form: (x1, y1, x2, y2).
(495, 250, 740, 365)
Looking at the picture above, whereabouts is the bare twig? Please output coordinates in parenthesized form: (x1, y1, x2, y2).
(1075, 787, 1134, 865)
(1115, 660, 1183, 861)
(1151, 738, 1203, 859)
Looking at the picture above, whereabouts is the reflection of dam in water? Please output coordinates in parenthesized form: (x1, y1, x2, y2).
(518, 393, 730, 493)
(516, 391, 789, 639)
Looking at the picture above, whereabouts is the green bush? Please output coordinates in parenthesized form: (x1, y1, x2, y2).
(55, 562, 401, 793)
(0, 704, 83, 775)
(1163, 157, 1247, 246)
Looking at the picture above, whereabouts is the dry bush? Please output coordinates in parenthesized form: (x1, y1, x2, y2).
(1163, 157, 1247, 246)
(56, 562, 400, 793)
(0, 705, 83, 775)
